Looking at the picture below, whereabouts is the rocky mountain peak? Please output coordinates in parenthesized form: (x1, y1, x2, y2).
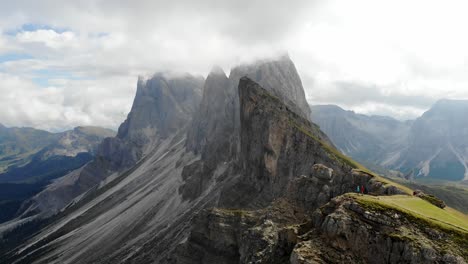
(186, 56, 312, 159)
(422, 99, 468, 121)
(118, 73, 204, 143)
(229, 55, 311, 119)
(186, 65, 233, 158)
(208, 65, 226, 76)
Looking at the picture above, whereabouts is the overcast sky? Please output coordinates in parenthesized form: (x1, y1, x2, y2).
(1, 0, 468, 131)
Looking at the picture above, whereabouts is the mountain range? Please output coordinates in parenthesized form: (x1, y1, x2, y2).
(0, 56, 466, 264)
(312, 101, 468, 183)
(0, 126, 115, 223)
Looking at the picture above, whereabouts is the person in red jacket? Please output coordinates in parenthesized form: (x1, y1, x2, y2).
(361, 185, 365, 194)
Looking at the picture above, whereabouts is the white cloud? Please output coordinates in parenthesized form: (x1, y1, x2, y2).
(288, 0, 468, 119)
(1, 0, 468, 130)
(16, 29, 77, 49)
(0, 72, 134, 131)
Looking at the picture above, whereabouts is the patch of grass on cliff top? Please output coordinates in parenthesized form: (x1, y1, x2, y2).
(354, 194, 468, 234)
(291, 120, 413, 195)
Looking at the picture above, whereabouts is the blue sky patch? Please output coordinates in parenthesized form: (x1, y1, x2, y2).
(5, 23, 69, 36)
(0, 53, 33, 63)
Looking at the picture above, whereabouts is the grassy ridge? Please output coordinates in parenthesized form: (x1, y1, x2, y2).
(390, 179, 468, 213)
(354, 194, 468, 234)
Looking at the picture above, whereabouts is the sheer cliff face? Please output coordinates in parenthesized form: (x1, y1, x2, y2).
(186, 68, 236, 162)
(181, 56, 314, 200)
(220, 77, 344, 208)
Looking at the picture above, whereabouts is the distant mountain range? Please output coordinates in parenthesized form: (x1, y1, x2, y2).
(311, 100, 468, 182)
(0, 125, 114, 223)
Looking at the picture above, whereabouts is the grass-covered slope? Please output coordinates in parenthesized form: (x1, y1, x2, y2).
(390, 179, 468, 214)
(354, 194, 468, 234)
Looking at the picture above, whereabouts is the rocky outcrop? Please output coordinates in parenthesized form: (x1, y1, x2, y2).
(176, 194, 467, 264)
(174, 199, 306, 264)
(302, 195, 467, 263)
